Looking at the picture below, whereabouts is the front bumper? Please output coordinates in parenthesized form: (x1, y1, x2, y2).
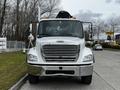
(27, 64, 93, 77)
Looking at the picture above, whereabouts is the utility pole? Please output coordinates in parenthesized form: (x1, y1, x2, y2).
(112, 25, 115, 41)
(97, 26, 100, 42)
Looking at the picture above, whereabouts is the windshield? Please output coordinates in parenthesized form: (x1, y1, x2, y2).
(38, 20, 83, 38)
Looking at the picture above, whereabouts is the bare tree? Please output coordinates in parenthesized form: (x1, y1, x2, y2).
(15, 0, 22, 40)
(107, 17, 119, 41)
(76, 10, 102, 22)
(93, 19, 105, 40)
(0, 1, 2, 15)
(0, 0, 61, 40)
(39, 0, 61, 18)
(0, 0, 7, 37)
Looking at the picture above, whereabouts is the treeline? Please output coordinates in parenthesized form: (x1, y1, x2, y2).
(0, 0, 61, 41)
(76, 10, 120, 38)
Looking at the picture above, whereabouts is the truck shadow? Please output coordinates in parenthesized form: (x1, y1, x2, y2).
(27, 76, 91, 90)
(39, 76, 80, 83)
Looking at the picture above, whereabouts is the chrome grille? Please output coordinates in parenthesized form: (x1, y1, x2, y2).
(42, 45, 80, 62)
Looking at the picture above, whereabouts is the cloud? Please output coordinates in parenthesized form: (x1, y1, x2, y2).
(115, 0, 120, 3)
(75, 10, 103, 22)
(105, 0, 120, 4)
(106, 0, 113, 3)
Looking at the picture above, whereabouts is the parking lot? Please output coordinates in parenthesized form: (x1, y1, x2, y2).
(20, 50, 120, 90)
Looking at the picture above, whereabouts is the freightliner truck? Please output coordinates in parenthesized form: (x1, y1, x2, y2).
(27, 11, 94, 84)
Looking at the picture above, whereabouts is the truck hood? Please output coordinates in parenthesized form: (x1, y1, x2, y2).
(36, 37, 85, 46)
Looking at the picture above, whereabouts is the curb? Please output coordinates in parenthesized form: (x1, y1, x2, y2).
(9, 74, 28, 90)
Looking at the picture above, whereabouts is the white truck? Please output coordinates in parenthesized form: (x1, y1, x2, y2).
(27, 18, 94, 84)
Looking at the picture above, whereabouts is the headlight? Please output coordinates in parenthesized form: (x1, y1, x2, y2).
(28, 54, 38, 62)
(83, 54, 93, 62)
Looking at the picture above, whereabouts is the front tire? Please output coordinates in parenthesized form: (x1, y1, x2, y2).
(81, 75, 92, 84)
(28, 74, 39, 84)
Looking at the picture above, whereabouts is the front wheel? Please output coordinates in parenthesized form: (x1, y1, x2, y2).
(81, 75, 92, 84)
(28, 74, 39, 84)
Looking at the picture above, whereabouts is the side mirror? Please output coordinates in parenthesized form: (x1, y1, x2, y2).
(29, 21, 39, 38)
(82, 22, 93, 41)
(25, 21, 39, 48)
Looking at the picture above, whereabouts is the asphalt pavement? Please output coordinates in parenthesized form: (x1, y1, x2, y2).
(20, 50, 120, 90)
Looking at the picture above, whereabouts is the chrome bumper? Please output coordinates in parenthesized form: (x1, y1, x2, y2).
(27, 64, 93, 77)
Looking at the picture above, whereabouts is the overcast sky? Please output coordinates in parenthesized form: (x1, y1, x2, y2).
(61, 0, 120, 19)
